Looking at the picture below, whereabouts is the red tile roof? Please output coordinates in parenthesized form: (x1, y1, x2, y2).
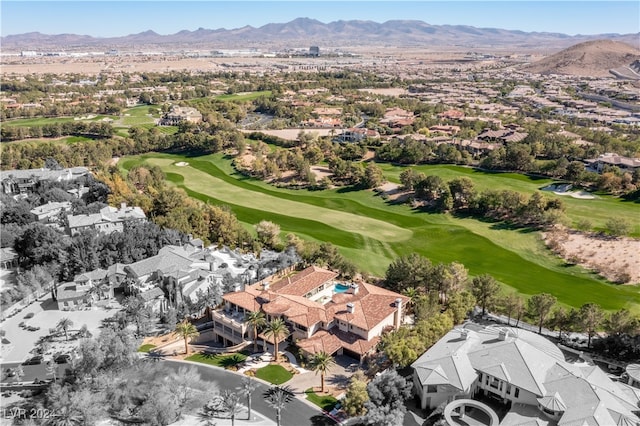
(270, 266, 338, 297)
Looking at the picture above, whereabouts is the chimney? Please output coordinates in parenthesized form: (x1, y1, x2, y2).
(263, 281, 270, 291)
(120, 202, 127, 211)
(350, 283, 359, 295)
(499, 329, 508, 341)
(346, 302, 355, 314)
(394, 298, 403, 329)
(460, 330, 469, 340)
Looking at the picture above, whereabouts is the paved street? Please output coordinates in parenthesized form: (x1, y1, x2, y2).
(161, 359, 336, 426)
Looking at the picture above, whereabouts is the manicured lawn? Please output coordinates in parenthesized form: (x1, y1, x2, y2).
(137, 344, 156, 353)
(255, 364, 293, 385)
(121, 152, 640, 312)
(305, 388, 338, 411)
(185, 352, 247, 368)
(3, 115, 116, 127)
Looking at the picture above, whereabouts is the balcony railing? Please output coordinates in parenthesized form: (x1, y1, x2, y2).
(211, 310, 245, 328)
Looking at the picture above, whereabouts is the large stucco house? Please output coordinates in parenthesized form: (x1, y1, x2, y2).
(211, 265, 409, 361)
(411, 323, 640, 425)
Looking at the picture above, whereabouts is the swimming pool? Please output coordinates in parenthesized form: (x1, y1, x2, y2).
(334, 283, 351, 293)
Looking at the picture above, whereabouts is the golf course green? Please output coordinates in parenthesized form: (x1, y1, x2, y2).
(120, 152, 640, 312)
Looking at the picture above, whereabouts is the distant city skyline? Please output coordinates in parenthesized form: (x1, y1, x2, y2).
(2, 1, 638, 38)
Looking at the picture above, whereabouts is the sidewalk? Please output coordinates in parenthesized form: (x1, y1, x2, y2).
(172, 410, 276, 426)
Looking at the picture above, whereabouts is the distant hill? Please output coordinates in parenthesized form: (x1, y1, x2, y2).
(2, 18, 639, 51)
(522, 39, 640, 78)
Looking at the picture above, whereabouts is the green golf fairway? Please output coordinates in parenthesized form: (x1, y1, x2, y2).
(121, 152, 640, 312)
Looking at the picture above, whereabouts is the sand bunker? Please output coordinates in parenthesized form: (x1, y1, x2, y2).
(541, 184, 596, 199)
(175, 162, 189, 167)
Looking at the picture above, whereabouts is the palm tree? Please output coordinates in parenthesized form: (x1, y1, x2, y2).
(263, 318, 289, 362)
(221, 390, 241, 426)
(309, 351, 336, 393)
(238, 375, 257, 420)
(402, 287, 419, 316)
(263, 385, 295, 426)
(175, 320, 199, 355)
(56, 318, 74, 341)
(245, 311, 266, 353)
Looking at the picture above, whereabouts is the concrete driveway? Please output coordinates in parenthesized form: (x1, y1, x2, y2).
(288, 355, 358, 398)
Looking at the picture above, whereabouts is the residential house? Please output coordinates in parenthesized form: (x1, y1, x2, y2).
(585, 153, 640, 174)
(380, 107, 415, 128)
(429, 125, 460, 136)
(0, 247, 18, 269)
(56, 269, 109, 310)
(477, 128, 528, 143)
(158, 105, 203, 126)
(30, 201, 72, 224)
(1, 167, 89, 195)
(214, 265, 408, 361)
(438, 110, 465, 120)
(66, 203, 146, 236)
(412, 324, 640, 425)
(339, 127, 380, 143)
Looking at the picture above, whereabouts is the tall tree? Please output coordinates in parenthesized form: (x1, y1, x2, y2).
(605, 309, 639, 337)
(363, 370, 411, 426)
(470, 274, 500, 316)
(255, 220, 281, 249)
(527, 293, 557, 334)
(263, 385, 295, 426)
(175, 320, 199, 355)
(309, 351, 336, 393)
(56, 317, 74, 341)
(385, 253, 431, 292)
(342, 371, 369, 417)
(263, 318, 289, 362)
(220, 390, 241, 426)
(578, 303, 605, 348)
(245, 310, 267, 353)
(499, 292, 523, 326)
(238, 375, 257, 421)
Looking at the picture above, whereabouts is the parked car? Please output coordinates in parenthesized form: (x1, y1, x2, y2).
(54, 354, 71, 364)
(23, 356, 43, 365)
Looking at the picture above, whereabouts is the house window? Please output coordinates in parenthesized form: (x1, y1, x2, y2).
(489, 377, 500, 389)
(514, 388, 520, 398)
(506, 384, 512, 394)
(426, 385, 437, 393)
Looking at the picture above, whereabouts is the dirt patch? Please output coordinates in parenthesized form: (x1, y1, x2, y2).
(377, 183, 413, 203)
(238, 145, 258, 169)
(311, 165, 333, 180)
(543, 227, 640, 284)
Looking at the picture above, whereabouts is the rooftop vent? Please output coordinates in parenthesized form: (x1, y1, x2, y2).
(346, 302, 355, 314)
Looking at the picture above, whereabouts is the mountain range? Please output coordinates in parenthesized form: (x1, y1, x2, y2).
(2, 18, 639, 51)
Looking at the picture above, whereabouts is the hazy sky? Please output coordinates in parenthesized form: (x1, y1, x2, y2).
(2, 1, 638, 37)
